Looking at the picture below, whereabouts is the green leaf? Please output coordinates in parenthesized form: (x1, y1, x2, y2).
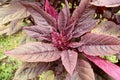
(39, 70, 54, 80)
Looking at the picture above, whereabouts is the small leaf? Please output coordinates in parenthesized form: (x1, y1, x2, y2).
(68, 42, 84, 48)
(61, 50, 78, 75)
(5, 42, 61, 62)
(14, 62, 50, 80)
(0, 2, 30, 25)
(79, 33, 120, 56)
(91, 0, 120, 7)
(45, 0, 58, 20)
(65, 59, 95, 80)
(85, 54, 120, 80)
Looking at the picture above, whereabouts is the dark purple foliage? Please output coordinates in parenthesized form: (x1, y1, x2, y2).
(4, 0, 120, 80)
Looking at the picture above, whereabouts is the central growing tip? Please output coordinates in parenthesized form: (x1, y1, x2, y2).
(52, 32, 68, 50)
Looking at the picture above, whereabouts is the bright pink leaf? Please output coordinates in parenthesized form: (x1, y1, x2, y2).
(91, 0, 120, 7)
(85, 54, 120, 80)
(5, 42, 61, 62)
(61, 50, 78, 75)
(79, 33, 120, 56)
(45, 0, 58, 20)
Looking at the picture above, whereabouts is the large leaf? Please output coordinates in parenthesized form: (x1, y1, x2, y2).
(61, 50, 78, 75)
(91, 0, 120, 7)
(71, 0, 90, 22)
(24, 25, 52, 41)
(14, 62, 50, 80)
(0, 2, 30, 25)
(72, 8, 97, 38)
(45, 0, 58, 20)
(65, 59, 95, 80)
(91, 21, 120, 37)
(20, 2, 56, 28)
(79, 33, 120, 56)
(85, 54, 120, 80)
(5, 42, 61, 62)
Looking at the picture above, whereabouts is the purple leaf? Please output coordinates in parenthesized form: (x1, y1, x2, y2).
(79, 33, 120, 56)
(65, 59, 95, 80)
(91, 0, 120, 7)
(91, 21, 120, 37)
(61, 50, 78, 75)
(45, 0, 58, 20)
(68, 42, 84, 48)
(85, 54, 120, 80)
(20, 2, 56, 28)
(24, 25, 52, 41)
(58, 0, 70, 32)
(71, 0, 90, 22)
(114, 14, 120, 24)
(72, 8, 97, 38)
(5, 42, 61, 62)
(0, 2, 30, 25)
(7, 19, 23, 35)
(14, 62, 50, 80)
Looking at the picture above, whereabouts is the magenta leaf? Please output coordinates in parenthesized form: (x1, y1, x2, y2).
(85, 54, 120, 80)
(91, 0, 120, 7)
(5, 42, 61, 62)
(24, 25, 52, 41)
(45, 0, 58, 20)
(65, 59, 95, 80)
(71, 0, 90, 22)
(79, 33, 120, 56)
(20, 1, 56, 28)
(72, 9, 97, 38)
(61, 50, 78, 75)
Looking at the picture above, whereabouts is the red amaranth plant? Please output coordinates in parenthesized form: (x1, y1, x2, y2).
(4, 0, 120, 80)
